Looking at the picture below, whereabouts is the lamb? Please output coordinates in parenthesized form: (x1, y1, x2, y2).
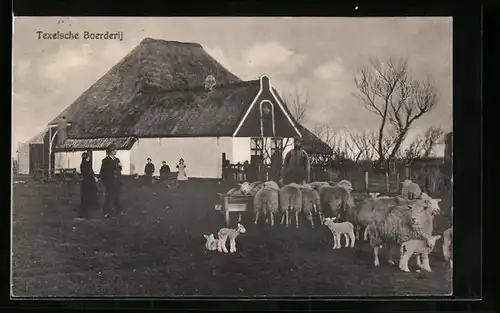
(253, 183, 280, 226)
(279, 183, 303, 228)
(336, 179, 353, 192)
(399, 234, 441, 272)
(442, 227, 453, 268)
(203, 233, 219, 251)
(217, 223, 247, 253)
(299, 184, 322, 228)
(401, 179, 422, 200)
(365, 199, 441, 267)
(323, 217, 356, 249)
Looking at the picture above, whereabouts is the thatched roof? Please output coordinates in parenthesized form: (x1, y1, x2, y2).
(26, 131, 46, 145)
(54, 137, 136, 151)
(51, 38, 242, 138)
(296, 124, 333, 155)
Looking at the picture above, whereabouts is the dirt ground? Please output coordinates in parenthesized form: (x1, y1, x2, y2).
(11, 178, 452, 297)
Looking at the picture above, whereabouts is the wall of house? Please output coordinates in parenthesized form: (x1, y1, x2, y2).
(129, 137, 233, 178)
(55, 150, 131, 174)
(17, 144, 30, 175)
(91, 150, 131, 175)
(232, 137, 251, 163)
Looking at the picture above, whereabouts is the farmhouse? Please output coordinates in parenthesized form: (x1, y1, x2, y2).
(27, 38, 331, 179)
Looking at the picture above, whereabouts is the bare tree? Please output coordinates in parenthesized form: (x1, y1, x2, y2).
(348, 130, 378, 161)
(402, 126, 445, 163)
(282, 85, 310, 124)
(353, 57, 439, 161)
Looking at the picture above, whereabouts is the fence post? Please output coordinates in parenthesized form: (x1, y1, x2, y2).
(396, 172, 400, 193)
(364, 171, 369, 192)
(385, 172, 389, 193)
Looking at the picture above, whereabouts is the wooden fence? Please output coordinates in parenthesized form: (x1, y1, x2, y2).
(223, 161, 451, 196)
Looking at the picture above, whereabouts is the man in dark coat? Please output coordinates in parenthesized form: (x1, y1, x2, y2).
(99, 145, 123, 218)
(79, 152, 98, 219)
(144, 158, 155, 185)
(280, 136, 310, 185)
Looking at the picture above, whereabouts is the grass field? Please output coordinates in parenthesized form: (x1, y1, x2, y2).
(12, 178, 452, 297)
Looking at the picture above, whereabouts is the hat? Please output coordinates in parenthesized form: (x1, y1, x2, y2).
(106, 144, 116, 154)
(147, 158, 152, 161)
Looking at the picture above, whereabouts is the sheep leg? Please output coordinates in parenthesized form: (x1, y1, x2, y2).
(349, 231, 356, 248)
(254, 211, 260, 225)
(416, 255, 424, 269)
(229, 239, 236, 253)
(308, 211, 314, 228)
(332, 233, 338, 249)
(295, 210, 299, 228)
(221, 237, 229, 253)
(421, 253, 432, 272)
(280, 213, 286, 225)
(270, 212, 275, 226)
(344, 233, 350, 248)
(373, 245, 380, 266)
(355, 226, 360, 240)
(399, 251, 411, 272)
(363, 227, 369, 241)
(387, 244, 396, 265)
(285, 210, 290, 227)
(217, 236, 224, 252)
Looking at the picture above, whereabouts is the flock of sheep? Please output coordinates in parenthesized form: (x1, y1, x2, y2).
(216, 179, 453, 273)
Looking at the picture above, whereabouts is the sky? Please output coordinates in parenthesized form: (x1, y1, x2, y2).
(12, 16, 452, 157)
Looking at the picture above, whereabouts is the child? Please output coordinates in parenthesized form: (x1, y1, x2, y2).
(176, 158, 188, 185)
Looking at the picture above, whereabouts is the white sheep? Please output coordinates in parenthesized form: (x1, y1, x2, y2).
(366, 199, 441, 267)
(253, 184, 280, 226)
(203, 233, 218, 251)
(217, 223, 247, 253)
(336, 179, 353, 192)
(299, 184, 322, 228)
(280, 183, 303, 228)
(323, 217, 356, 249)
(401, 179, 422, 200)
(399, 234, 442, 272)
(308, 181, 331, 191)
(442, 227, 453, 268)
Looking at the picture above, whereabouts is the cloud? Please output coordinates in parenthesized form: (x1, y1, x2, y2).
(41, 44, 96, 82)
(313, 57, 344, 80)
(242, 42, 306, 74)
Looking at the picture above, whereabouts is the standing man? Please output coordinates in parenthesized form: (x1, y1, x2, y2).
(144, 158, 155, 186)
(280, 136, 310, 185)
(99, 144, 124, 218)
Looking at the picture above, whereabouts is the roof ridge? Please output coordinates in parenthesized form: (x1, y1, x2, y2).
(140, 37, 202, 48)
(139, 79, 260, 96)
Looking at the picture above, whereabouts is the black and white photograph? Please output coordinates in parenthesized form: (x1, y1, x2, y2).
(12, 16, 453, 297)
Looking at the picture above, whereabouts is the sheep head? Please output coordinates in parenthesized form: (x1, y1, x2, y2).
(203, 234, 218, 251)
(236, 223, 247, 234)
(427, 235, 442, 249)
(369, 192, 380, 200)
(408, 200, 440, 230)
(238, 182, 253, 194)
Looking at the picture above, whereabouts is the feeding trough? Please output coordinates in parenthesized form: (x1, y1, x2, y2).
(217, 193, 253, 226)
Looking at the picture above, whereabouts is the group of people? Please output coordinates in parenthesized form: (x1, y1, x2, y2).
(77, 136, 309, 220)
(143, 158, 188, 185)
(77, 144, 189, 219)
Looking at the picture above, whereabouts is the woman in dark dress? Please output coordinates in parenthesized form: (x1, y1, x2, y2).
(78, 152, 98, 219)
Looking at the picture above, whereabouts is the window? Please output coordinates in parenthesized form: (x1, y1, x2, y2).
(250, 138, 264, 156)
(260, 100, 275, 137)
(270, 138, 283, 157)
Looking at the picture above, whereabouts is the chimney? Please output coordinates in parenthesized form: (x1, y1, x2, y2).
(260, 75, 271, 90)
(56, 116, 68, 146)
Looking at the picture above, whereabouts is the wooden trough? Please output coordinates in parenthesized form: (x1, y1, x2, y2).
(217, 193, 253, 226)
